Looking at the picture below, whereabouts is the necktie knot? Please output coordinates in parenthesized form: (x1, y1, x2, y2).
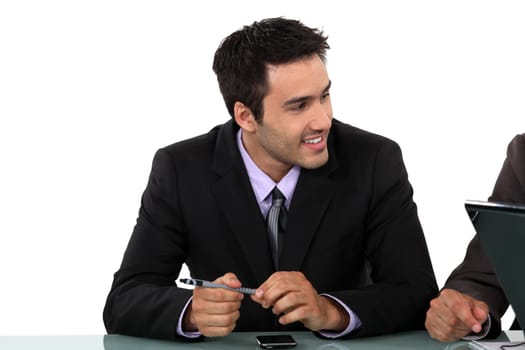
(271, 188, 285, 208)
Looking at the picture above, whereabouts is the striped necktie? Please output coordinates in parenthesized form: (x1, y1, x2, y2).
(266, 187, 288, 270)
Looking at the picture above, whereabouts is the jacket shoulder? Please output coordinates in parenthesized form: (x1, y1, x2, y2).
(331, 119, 401, 153)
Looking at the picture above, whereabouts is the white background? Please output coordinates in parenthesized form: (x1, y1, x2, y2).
(1, 0, 523, 335)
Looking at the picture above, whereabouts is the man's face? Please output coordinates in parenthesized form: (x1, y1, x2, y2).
(242, 54, 333, 181)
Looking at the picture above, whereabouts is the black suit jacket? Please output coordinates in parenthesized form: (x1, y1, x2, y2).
(445, 133, 525, 337)
(103, 119, 437, 340)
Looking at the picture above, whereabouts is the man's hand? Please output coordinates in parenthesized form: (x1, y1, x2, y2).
(425, 288, 489, 342)
(182, 273, 244, 337)
(251, 271, 349, 332)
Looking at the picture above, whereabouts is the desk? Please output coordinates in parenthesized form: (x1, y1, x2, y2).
(0, 331, 523, 350)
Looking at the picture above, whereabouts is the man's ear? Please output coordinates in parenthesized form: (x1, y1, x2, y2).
(234, 101, 256, 132)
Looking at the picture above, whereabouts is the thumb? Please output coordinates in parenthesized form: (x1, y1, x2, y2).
(472, 304, 489, 323)
(217, 272, 242, 288)
(470, 304, 489, 333)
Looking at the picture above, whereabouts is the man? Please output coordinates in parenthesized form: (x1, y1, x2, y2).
(103, 17, 437, 340)
(425, 133, 525, 342)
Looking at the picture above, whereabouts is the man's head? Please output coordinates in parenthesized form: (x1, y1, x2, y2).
(212, 17, 329, 122)
(213, 18, 333, 182)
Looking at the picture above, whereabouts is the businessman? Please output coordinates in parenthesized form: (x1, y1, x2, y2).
(425, 133, 525, 341)
(103, 17, 438, 340)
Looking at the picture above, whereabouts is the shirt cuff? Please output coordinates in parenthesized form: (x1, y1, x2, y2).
(176, 294, 363, 338)
(317, 294, 362, 338)
(176, 296, 202, 338)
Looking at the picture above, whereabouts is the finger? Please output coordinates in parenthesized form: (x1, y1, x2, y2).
(196, 310, 240, 326)
(435, 307, 473, 335)
(200, 299, 242, 315)
(260, 272, 306, 306)
(472, 303, 489, 322)
(258, 271, 304, 291)
(278, 292, 333, 330)
(426, 312, 469, 342)
(199, 325, 236, 337)
(255, 273, 288, 308)
(438, 289, 483, 332)
(448, 300, 484, 333)
(194, 288, 244, 304)
(426, 297, 472, 341)
(197, 312, 239, 337)
(215, 272, 242, 289)
(271, 290, 301, 315)
(191, 303, 241, 336)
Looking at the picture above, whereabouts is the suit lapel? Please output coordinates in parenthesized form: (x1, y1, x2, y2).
(279, 168, 336, 270)
(211, 121, 274, 282)
(280, 136, 338, 270)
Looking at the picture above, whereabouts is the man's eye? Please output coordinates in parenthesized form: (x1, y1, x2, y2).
(321, 92, 330, 101)
(291, 102, 307, 111)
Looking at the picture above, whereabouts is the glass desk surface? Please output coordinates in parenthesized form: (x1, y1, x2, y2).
(0, 331, 523, 350)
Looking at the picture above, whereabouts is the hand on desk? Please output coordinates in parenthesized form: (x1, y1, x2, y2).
(425, 288, 489, 342)
(251, 271, 349, 332)
(182, 272, 244, 337)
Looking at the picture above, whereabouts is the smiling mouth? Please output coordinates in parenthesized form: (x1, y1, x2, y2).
(303, 136, 322, 144)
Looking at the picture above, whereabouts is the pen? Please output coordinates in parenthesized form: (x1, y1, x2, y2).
(179, 278, 257, 295)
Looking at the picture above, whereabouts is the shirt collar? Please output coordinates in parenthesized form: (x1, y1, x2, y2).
(236, 129, 299, 207)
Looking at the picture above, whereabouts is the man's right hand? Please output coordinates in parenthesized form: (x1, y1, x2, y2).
(425, 288, 490, 342)
(182, 273, 244, 337)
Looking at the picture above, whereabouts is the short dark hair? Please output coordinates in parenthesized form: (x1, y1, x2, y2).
(212, 17, 329, 122)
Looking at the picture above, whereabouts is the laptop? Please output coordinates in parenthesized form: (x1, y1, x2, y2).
(465, 200, 525, 336)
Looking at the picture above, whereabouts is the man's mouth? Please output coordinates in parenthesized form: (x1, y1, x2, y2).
(303, 136, 322, 144)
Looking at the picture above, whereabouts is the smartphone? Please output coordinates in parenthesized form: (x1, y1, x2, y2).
(256, 335, 297, 349)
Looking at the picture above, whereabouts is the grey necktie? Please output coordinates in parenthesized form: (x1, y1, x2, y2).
(266, 187, 288, 270)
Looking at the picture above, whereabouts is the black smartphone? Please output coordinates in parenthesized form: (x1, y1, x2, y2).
(255, 335, 297, 349)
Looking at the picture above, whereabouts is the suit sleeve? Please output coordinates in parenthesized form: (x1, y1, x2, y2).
(331, 139, 438, 337)
(103, 148, 194, 340)
(444, 133, 525, 337)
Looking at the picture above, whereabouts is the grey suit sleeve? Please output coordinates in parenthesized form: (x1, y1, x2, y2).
(445, 133, 525, 335)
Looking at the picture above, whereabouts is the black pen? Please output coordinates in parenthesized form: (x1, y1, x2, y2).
(179, 278, 257, 295)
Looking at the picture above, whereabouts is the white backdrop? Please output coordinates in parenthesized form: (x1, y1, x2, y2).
(1, 0, 524, 335)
